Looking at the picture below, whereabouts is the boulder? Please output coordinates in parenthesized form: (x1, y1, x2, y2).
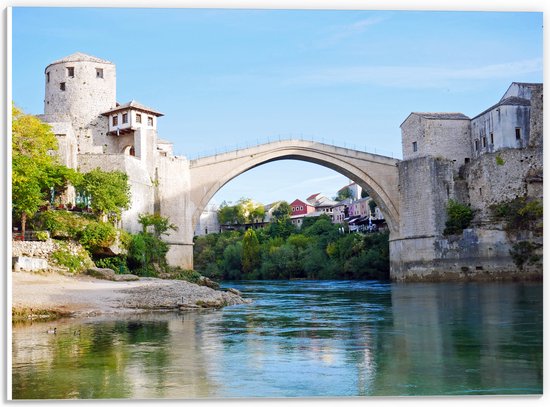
(12, 256, 49, 272)
(86, 267, 139, 281)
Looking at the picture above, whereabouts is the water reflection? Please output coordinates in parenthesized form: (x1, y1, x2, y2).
(12, 281, 542, 399)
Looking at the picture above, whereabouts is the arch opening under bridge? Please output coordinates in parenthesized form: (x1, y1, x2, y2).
(188, 139, 400, 235)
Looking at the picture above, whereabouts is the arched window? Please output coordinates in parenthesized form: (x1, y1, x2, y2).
(123, 145, 136, 156)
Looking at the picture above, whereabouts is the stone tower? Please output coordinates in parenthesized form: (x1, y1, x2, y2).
(43, 52, 117, 154)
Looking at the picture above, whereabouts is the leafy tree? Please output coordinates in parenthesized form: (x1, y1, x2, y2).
(138, 213, 178, 237)
(242, 228, 260, 275)
(76, 168, 131, 222)
(335, 187, 352, 201)
(218, 201, 245, 225)
(12, 105, 77, 235)
(271, 201, 292, 221)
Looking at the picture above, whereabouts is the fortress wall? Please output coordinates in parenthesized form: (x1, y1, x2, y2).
(78, 154, 154, 234)
(396, 156, 454, 240)
(465, 147, 543, 221)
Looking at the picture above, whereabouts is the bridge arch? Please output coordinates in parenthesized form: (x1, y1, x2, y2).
(189, 139, 400, 234)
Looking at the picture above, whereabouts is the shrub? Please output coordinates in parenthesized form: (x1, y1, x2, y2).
(95, 256, 129, 274)
(32, 210, 94, 239)
(444, 200, 474, 235)
(491, 197, 543, 233)
(127, 232, 169, 276)
(35, 231, 49, 241)
(51, 243, 94, 273)
(79, 221, 117, 252)
(167, 267, 203, 284)
(510, 241, 542, 270)
(495, 155, 505, 165)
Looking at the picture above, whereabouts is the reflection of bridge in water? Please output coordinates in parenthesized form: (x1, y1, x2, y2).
(188, 139, 400, 235)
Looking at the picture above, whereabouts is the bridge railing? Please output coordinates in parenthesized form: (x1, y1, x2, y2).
(187, 134, 396, 160)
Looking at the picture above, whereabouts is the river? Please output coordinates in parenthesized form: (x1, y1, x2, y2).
(11, 280, 542, 399)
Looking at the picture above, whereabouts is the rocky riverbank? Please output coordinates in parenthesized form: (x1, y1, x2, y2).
(12, 271, 251, 322)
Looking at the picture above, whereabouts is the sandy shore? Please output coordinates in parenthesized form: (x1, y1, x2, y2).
(11, 271, 250, 320)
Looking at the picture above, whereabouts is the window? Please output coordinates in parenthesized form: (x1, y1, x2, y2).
(412, 141, 418, 152)
(46, 72, 50, 83)
(490, 132, 494, 144)
(136, 113, 142, 124)
(112, 115, 118, 126)
(60, 82, 66, 91)
(96, 68, 104, 78)
(515, 128, 521, 140)
(482, 137, 487, 148)
(122, 113, 128, 124)
(475, 139, 479, 151)
(465, 157, 470, 164)
(67, 67, 74, 77)
(147, 116, 154, 126)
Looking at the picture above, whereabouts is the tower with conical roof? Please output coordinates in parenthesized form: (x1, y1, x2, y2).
(43, 52, 117, 153)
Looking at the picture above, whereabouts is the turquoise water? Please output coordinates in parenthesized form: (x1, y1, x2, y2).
(12, 280, 543, 399)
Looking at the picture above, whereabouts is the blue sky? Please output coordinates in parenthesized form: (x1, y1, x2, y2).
(11, 7, 543, 206)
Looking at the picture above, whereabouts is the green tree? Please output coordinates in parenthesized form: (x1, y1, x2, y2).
(12, 105, 77, 235)
(271, 201, 292, 221)
(242, 228, 261, 275)
(77, 168, 131, 222)
(138, 213, 178, 237)
(335, 187, 352, 201)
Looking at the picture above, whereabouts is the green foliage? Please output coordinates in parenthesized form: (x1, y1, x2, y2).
(444, 200, 474, 235)
(127, 232, 169, 276)
(271, 201, 292, 221)
(509, 241, 542, 271)
(495, 155, 505, 165)
(11, 105, 77, 234)
(76, 168, 131, 220)
(242, 228, 260, 275)
(166, 267, 203, 284)
(51, 243, 94, 273)
(138, 213, 178, 236)
(217, 198, 265, 225)
(491, 197, 543, 233)
(35, 231, 49, 241)
(79, 222, 117, 252)
(335, 187, 352, 201)
(95, 256, 129, 274)
(193, 216, 390, 281)
(32, 210, 95, 239)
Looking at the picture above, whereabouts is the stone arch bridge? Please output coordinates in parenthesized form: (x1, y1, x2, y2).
(161, 139, 401, 270)
(188, 139, 400, 234)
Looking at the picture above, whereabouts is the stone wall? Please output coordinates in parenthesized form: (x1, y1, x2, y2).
(396, 156, 455, 240)
(401, 114, 471, 172)
(465, 147, 543, 221)
(78, 154, 154, 234)
(390, 229, 540, 281)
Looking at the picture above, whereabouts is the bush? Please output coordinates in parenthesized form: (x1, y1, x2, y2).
(79, 221, 117, 252)
(95, 256, 129, 274)
(51, 243, 94, 273)
(491, 197, 543, 233)
(127, 232, 169, 276)
(444, 200, 474, 235)
(32, 210, 94, 239)
(35, 231, 49, 241)
(167, 267, 203, 284)
(510, 241, 542, 270)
